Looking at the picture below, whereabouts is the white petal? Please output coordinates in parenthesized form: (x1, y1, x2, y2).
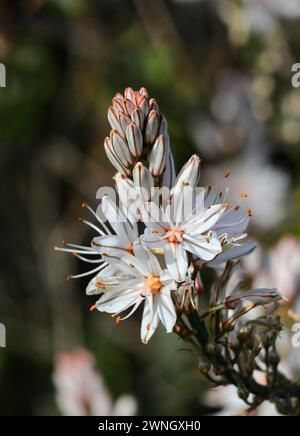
(157, 291, 177, 333)
(101, 196, 137, 242)
(213, 208, 249, 236)
(141, 227, 166, 249)
(92, 235, 129, 252)
(140, 297, 160, 344)
(133, 240, 162, 276)
(141, 202, 167, 231)
(173, 154, 201, 195)
(96, 284, 141, 314)
(183, 235, 222, 261)
(186, 204, 226, 234)
(207, 242, 257, 268)
(86, 268, 109, 295)
(164, 242, 188, 282)
(101, 252, 139, 276)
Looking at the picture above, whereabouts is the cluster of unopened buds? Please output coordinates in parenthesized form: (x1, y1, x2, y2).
(55, 87, 300, 415)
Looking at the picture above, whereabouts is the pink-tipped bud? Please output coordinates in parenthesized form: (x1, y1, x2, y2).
(110, 130, 134, 167)
(108, 106, 120, 131)
(149, 134, 168, 177)
(225, 288, 283, 310)
(126, 122, 143, 158)
(145, 110, 160, 144)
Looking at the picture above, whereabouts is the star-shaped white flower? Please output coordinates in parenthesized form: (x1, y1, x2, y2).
(94, 240, 177, 343)
(141, 156, 226, 281)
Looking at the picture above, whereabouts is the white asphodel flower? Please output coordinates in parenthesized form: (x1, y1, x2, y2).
(141, 155, 226, 281)
(92, 240, 177, 344)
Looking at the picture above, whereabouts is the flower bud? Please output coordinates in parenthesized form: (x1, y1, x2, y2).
(195, 271, 204, 294)
(139, 95, 149, 120)
(104, 137, 131, 175)
(145, 110, 160, 144)
(149, 134, 168, 177)
(226, 288, 282, 309)
(131, 108, 143, 129)
(124, 87, 136, 103)
(149, 98, 159, 112)
(118, 111, 131, 135)
(115, 172, 134, 204)
(126, 122, 143, 158)
(139, 87, 149, 98)
(159, 114, 168, 135)
(162, 149, 176, 189)
(112, 96, 124, 114)
(110, 130, 134, 167)
(108, 106, 120, 131)
(123, 98, 135, 116)
(133, 162, 154, 201)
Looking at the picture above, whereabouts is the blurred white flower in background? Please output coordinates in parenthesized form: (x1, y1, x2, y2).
(205, 385, 247, 416)
(190, 72, 274, 159)
(252, 236, 300, 303)
(255, 0, 300, 20)
(214, 0, 300, 46)
(208, 157, 290, 230)
(205, 385, 280, 416)
(53, 348, 137, 416)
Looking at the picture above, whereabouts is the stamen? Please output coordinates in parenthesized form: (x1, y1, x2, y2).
(74, 254, 106, 264)
(79, 218, 106, 236)
(240, 192, 248, 198)
(54, 246, 99, 255)
(90, 304, 97, 312)
(225, 168, 231, 178)
(67, 264, 107, 280)
(118, 298, 143, 321)
(146, 275, 162, 294)
(61, 242, 96, 251)
(81, 202, 112, 235)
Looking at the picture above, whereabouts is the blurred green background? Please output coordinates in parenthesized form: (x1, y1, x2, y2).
(1, 0, 300, 416)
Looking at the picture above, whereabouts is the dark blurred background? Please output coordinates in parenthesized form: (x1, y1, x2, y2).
(1, 0, 300, 416)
